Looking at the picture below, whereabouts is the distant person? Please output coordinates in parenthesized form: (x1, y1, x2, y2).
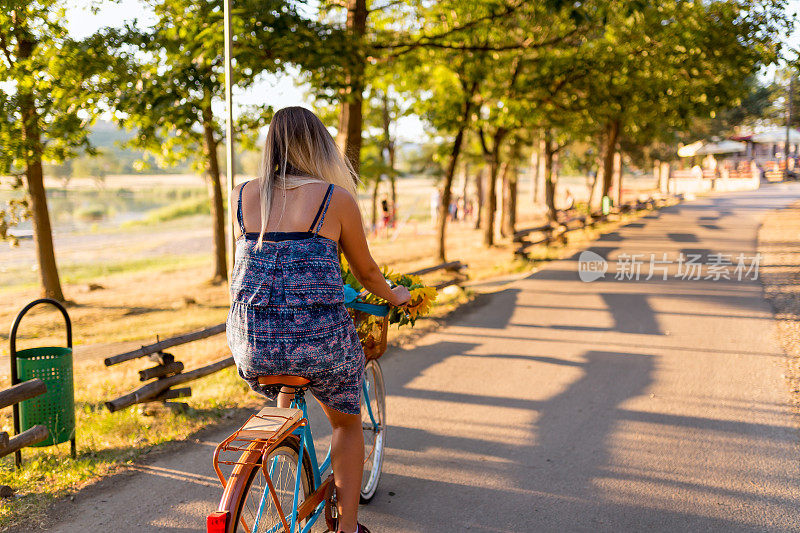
(380, 194, 391, 237)
(227, 106, 410, 533)
(449, 197, 459, 221)
(464, 197, 474, 221)
(380, 195, 390, 225)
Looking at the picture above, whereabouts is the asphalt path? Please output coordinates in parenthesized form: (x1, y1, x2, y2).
(39, 183, 800, 532)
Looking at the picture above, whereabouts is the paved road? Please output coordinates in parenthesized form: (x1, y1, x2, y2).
(40, 184, 800, 532)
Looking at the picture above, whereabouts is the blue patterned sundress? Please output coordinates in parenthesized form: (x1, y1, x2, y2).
(226, 181, 365, 415)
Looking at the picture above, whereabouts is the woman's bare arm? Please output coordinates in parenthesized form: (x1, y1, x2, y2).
(336, 188, 410, 306)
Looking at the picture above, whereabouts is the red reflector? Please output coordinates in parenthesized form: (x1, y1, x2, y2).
(207, 511, 229, 533)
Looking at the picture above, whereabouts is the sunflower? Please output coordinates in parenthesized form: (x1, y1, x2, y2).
(341, 259, 438, 329)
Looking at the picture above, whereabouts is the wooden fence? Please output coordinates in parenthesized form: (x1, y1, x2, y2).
(104, 261, 467, 413)
(1, 379, 49, 479)
(514, 195, 673, 258)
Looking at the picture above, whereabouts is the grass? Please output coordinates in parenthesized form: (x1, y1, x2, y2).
(121, 197, 210, 228)
(60, 254, 208, 284)
(0, 253, 209, 295)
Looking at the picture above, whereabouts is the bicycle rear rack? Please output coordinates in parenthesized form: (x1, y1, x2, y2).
(212, 407, 306, 489)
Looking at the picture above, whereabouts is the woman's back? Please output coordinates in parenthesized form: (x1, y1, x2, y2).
(230, 180, 343, 308)
(237, 180, 341, 241)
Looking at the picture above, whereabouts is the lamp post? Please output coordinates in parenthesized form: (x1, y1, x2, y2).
(223, 0, 236, 294)
(785, 75, 794, 164)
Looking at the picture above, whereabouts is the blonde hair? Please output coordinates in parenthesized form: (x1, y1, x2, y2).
(255, 106, 360, 249)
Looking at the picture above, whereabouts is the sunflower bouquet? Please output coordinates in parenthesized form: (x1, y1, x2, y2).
(341, 259, 438, 359)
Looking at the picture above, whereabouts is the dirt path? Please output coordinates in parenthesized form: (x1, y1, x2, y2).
(33, 183, 800, 532)
(758, 198, 800, 409)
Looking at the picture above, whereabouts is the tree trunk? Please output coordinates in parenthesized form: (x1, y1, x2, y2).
(601, 120, 620, 199)
(588, 163, 603, 213)
(530, 146, 540, 204)
(588, 132, 605, 212)
(508, 164, 518, 233)
(653, 159, 661, 190)
(535, 138, 547, 205)
(499, 161, 511, 237)
(613, 150, 623, 206)
(335, 0, 368, 175)
(370, 177, 379, 231)
(502, 142, 521, 237)
(389, 170, 396, 219)
(202, 104, 227, 283)
(482, 144, 501, 246)
(544, 133, 558, 222)
(480, 127, 508, 247)
(380, 92, 397, 218)
(26, 159, 64, 301)
(474, 166, 484, 230)
(660, 162, 670, 193)
(436, 82, 477, 260)
(18, 32, 64, 301)
(436, 126, 468, 261)
(462, 162, 470, 203)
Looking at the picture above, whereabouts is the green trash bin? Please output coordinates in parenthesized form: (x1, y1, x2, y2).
(9, 298, 76, 467)
(16, 346, 75, 447)
(601, 195, 613, 215)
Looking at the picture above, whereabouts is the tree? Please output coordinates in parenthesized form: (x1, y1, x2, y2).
(310, 0, 535, 181)
(362, 85, 405, 228)
(402, 0, 590, 250)
(583, 0, 790, 204)
(108, 0, 322, 283)
(0, 1, 121, 300)
(335, 0, 368, 173)
(500, 136, 525, 236)
(411, 57, 480, 261)
(471, 1, 591, 239)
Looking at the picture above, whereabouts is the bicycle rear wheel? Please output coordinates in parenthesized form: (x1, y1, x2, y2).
(231, 437, 312, 532)
(360, 359, 386, 503)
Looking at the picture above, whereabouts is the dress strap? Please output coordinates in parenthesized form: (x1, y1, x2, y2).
(237, 180, 250, 235)
(310, 184, 335, 236)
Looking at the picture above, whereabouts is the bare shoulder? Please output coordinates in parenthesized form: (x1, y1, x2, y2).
(229, 182, 245, 207)
(328, 184, 360, 217)
(329, 184, 357, 207)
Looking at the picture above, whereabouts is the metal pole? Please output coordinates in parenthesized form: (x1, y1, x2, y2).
(786, 75, 793, 164)
(223, 0, 236, 289)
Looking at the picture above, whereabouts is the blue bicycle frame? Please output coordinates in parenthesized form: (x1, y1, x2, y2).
(250, 296, 388, 533)
(249, 378, 382, 533)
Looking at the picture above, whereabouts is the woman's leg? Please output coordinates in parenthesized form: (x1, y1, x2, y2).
(276, 387, 294, 408)
(318, 401, 363, 533)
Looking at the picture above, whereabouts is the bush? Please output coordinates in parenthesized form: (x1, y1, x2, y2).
(123, 197, 211, 228)
(75, 204, 108, 221)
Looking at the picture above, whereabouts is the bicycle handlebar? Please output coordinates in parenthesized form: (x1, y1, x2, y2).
(343, 283, 408, 318)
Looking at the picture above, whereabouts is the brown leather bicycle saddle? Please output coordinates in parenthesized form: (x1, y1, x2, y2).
(257, 375, 311, 388)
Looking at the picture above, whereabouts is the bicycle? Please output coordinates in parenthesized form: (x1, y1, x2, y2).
(207, 296, 393, 533)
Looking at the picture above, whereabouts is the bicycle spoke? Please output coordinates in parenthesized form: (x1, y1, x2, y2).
(233, 444, 309, 533)
(360, 360, 386, 502)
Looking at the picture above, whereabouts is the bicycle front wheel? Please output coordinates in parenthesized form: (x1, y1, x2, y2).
(360, 359, 386, 503)
(231, 437, 312, 532)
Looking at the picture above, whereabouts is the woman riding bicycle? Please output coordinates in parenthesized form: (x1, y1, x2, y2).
(226, 106, 410, 533)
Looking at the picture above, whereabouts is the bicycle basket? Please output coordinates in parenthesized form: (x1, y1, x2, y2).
(348, 309, 390, 360)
